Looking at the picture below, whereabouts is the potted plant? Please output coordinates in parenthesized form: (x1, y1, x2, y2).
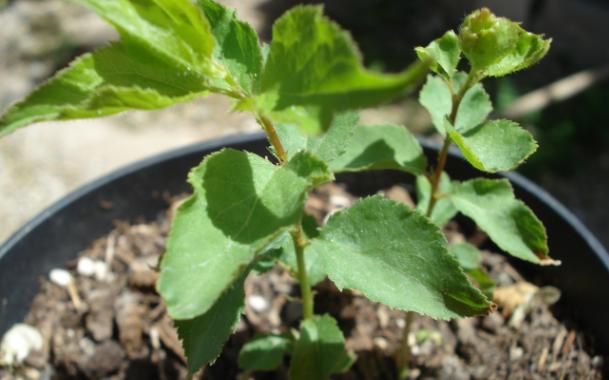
(0, 1, 607, 378)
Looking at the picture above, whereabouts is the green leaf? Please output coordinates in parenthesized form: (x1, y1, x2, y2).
(276, 112, 425, 175)
(157, 149, 308, 319)
(455, 83, 492, 132)
(484, 27, 551, 77)
(416, 172, 457, 226)
(449, 243, 495, 298)
(284, 151, 334, 188)
(289, 315, 355, 380)
(255, 5, 428, 135)
(451, 178, 557, 265)
(459, 8, 550, 77)
(0, 43, 208, 136)
(197, 0, 262, 94)
(275, 112, 358, 161)
(419, 75, 452, 135)
(74, 0, 215, 72)
(310, 196, 492, 319)
(446, 119, 538, 173)
(176, 278, 245, 374)
(449, 242, 482, 270)
(415, 30, 461, 77)
(328, 124, 426, 175)
(239, 334, 291, 371)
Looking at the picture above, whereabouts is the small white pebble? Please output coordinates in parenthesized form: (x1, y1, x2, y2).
(0, 324, 43, 366)
(396, 317, 406, 328)
(93, 261, 109, 281)
(77, 257, 96, 277)
(49, 269, 73, 288)
(247, 295, 268, 312)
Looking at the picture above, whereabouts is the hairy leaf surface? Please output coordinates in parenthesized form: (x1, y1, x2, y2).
(176, 278, 245, 374)
(451, 179, 556, 265)
(256, 6, 427, 134)
(158, 149, 308, 319)
(289, 315, 355, 380)
(447, 119, 537, 173)
(310, 196, 492, 319)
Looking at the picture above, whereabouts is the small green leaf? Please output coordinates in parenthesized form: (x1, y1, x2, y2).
(484, 27, 551, 77)
(158, 149, 308, 320)
(459, 8, 550, 76)
(256, 5, 428, 134)
(239, 334, 291, 371)
(197, 0, 262, 94)
(449, 243, 495, 299)
(284, 151, 334, 188)
(455, 83, 492, 132)
(419, 75, 452, 135)
(416, 172, 457, 227)
(310, 196, 492, 319)
(289, 315, 355, 380)
(328, 124, 426, 175)
(451, 179, 557, 265)
(449, 243, 482, 271)
(276, 113, 425, 175)
(415, 30, 461, 77)
(447, 119, 537, 173)
(176, 277, 245, 374)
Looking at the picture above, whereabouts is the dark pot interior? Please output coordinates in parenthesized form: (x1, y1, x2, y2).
(1, 132, 608, 355)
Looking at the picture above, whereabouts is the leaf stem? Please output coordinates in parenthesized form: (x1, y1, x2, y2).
(291, 224, 314, 320)
(257, 115, 288, 163)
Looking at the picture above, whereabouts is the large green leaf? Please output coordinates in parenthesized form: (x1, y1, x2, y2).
(197, 0, 262, 94)
(238, 334, 292, 371)
(446, 119, 538, 173)
(176, 278, 245, 374)
(310, 196, 492, 319)
(419, 75, 452, 135)
(289, 315, 355, 380)
(157, 149, 308, 320)
(415, 30, 461, 78)
(449, 243, 495, 298)
(255, 5, 428, 134)
(416, 172, 457, 227)
(451, 179, 557, 265)
(0, 42, 208, 136)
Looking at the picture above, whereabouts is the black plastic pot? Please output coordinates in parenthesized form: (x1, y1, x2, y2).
(1, 133, 608, 355)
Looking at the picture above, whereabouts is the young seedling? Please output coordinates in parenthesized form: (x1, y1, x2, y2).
(0, 2, 556, 378)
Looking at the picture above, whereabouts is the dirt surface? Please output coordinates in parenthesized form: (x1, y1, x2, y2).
(0, 184, 604, 380)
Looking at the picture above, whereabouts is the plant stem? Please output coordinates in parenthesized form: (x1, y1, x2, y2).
(397, 70, 479, 377)
(258, 115, 288, 163)
(291, 224, 314, 320)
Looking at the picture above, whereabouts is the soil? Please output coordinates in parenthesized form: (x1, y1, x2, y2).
(0, 184, 605, 380)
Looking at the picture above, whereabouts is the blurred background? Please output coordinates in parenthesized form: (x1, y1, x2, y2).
(1, 0, 608, 249)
